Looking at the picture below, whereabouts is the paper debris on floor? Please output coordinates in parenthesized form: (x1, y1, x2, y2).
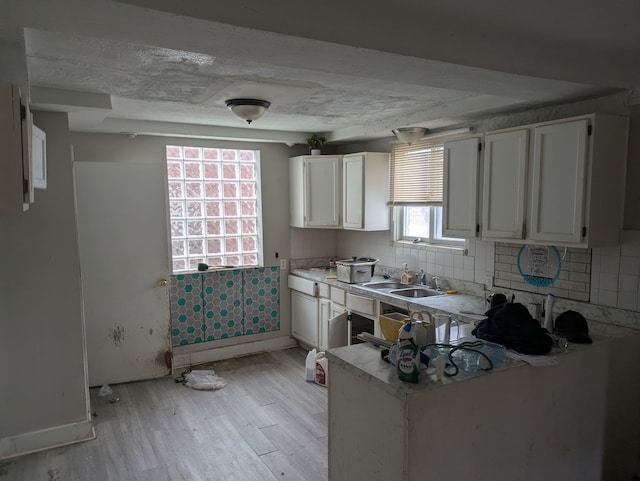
(183, 370, 226, 391)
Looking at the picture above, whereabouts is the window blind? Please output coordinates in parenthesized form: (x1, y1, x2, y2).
(388, 139, 444, 205)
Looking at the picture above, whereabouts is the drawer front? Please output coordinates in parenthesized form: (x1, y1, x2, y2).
(287, 274, 317, 296)
(346, 293, 375, 315)
(317, 282, 330, 299)
(330, 286, 346, 305)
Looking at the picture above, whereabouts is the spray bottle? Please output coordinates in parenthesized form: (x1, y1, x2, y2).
(396, 322, 420, 383)
(543, 293, 555, 333)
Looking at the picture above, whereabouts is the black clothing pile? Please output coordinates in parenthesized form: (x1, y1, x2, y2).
(472, 302, 554, 355)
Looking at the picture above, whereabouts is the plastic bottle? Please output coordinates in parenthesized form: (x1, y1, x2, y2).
(305, 348, 317, 382)
(543, 293, 555, 332)
(315, 352, 328, 387)
(396, 322, 420, 383)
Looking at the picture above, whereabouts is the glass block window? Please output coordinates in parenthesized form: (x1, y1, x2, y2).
(167, 145, 263, 273)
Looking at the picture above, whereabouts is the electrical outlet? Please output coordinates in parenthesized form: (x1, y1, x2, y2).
(485, 275, 494, 289)
(280, 258, 288, 270)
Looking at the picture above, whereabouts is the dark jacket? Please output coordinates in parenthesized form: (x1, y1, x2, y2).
(472, 302, 553, 355)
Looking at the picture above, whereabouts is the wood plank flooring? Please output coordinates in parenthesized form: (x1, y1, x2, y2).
(1, 347, 328, 481)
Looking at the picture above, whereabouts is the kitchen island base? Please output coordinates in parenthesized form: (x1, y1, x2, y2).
(328, 331, 640, 481)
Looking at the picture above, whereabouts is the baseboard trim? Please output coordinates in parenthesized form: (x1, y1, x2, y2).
(172, 336, 298, 372)
(0, 419, 95, 460)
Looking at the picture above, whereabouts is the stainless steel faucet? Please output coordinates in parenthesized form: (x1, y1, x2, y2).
(432, 276, 442, 291)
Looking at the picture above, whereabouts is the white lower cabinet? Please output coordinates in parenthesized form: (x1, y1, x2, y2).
(319, 299, 348, 351)
(291, 289, 319, 348)
(290, 276, 347, 350)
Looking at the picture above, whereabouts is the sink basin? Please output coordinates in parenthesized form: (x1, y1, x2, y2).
(360, 281, 407, 290)
(389, 287, 444, 298)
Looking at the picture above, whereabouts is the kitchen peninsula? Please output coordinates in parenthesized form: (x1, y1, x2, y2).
(288, 267, 640, 480)
(326, 325, 640, 481)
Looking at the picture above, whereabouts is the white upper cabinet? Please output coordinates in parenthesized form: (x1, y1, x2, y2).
(481, 129, 529, 240)
(444, 114, 627, 247)
(342, 152, 390, 231)
(290, 155, 342, 228)
(527, 115, 628, 247)
(529, 119, 588, 244)
(478, 114, 628, 247)
(443, 137, 480, 238)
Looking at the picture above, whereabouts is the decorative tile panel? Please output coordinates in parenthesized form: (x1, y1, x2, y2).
(202, 269, 244, 341)
(170, 273, 204, 346)
(170, 267, 281, 347)
(243, 267, 280, 335)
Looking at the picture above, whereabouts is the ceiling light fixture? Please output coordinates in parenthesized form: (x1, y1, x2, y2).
(225, 98, 271, 124)
(391, 127, 427, 144)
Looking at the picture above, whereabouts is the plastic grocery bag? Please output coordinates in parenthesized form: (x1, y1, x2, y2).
(305, 348, 317, 382)
(184, 370, 226, 391)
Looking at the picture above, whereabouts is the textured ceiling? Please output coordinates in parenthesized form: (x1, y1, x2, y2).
(1, 0, 638, 144)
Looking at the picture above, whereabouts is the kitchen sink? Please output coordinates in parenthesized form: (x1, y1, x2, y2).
(389, 287, 444, 298)
(360, 281, 407, 290)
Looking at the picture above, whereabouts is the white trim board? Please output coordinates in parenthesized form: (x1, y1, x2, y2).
(172, 336, 298, 373)
(0, 420, 95, 460)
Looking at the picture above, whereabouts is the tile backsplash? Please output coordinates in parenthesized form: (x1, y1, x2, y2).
(493, 243, 591, 302)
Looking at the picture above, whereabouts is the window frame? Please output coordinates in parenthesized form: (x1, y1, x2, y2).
(389, 136, 464, 248)
(393, 205, 465, 247)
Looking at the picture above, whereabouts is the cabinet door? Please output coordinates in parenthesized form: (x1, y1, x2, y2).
(342, 154, 364, 229)
(327, 310, 348, 349)
(443, 137, 480, 237)
(291, 290, 319, 347)
(530, 119, 588, 244)
(319, 298, 347, 350)
(318, 298, 331, 350)
(305, 155, 341, 227)
(482, 130, 528, 239)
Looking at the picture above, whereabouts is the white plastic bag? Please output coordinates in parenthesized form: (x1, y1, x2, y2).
(305, 348, 317, 382)
(184, 370, 226, 391)
(98, 384, 113, 397)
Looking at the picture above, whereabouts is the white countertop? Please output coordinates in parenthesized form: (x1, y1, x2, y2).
(326, 319, 636, 402)
(289, 267, 639, 400)
(290, 267, 488, 323)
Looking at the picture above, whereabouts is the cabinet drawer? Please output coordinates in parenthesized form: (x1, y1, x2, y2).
(288, 275, 317, 296)
(346, 293, 375, 316)
(317, 282, 330, 299)
(330, 286, 346, 305)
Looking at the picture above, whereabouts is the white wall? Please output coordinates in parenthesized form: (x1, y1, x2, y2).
(0, 112, 92, 458)
(70, 133, 299, 270)
(70, 133, 301, 355)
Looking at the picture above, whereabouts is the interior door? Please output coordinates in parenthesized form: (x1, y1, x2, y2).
(74, 162, 172, 386)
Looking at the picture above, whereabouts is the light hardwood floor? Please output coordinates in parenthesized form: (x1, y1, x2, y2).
(1, 347, 328, 481)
